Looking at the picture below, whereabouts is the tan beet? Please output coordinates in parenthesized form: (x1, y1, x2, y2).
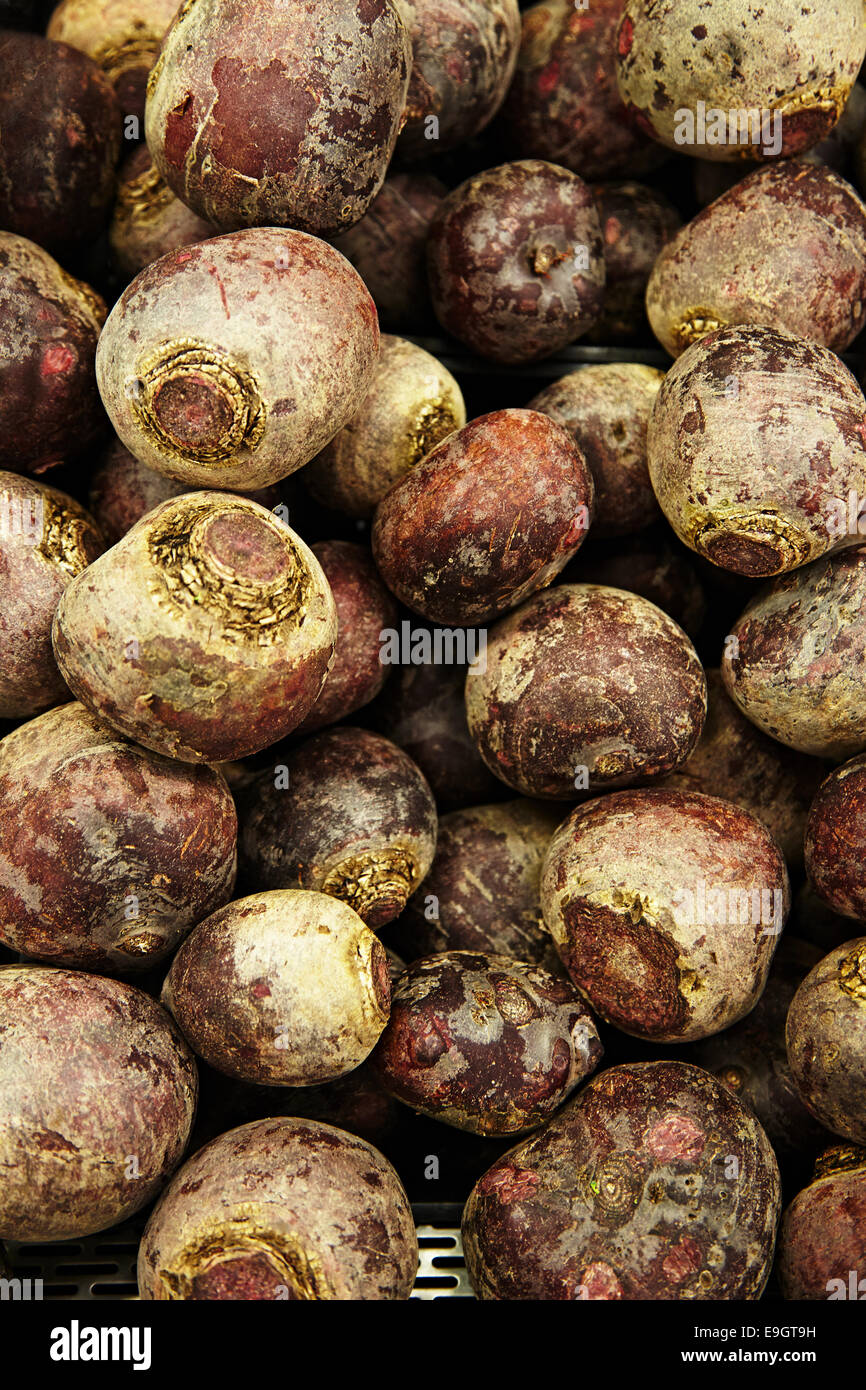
(778, 1146, 866, 1300)
(146, 0, 411, 236)
(52, 492, 337, 764)
(588, 182, 681, 343)
(648, 325, 866, 577)
(96, 228, 379, 491)
(0, 702, 237, 972)
(806, 756, 866, 921)
(787, 938, 866, 1144)
(463, 1060, 781, 1300)
(47, 0, 179, 119)
(110, 147, 215, 280)
(0, 965, 197, 1241)
(541, 788, 790, 1042)
(528, 365, 664, 537)
(0, 473, 105, 719)
(162, 890, 391, 1086)
(465, 584, 707, 799)
(304, 336, 466, 519)
(138, 1116, 417, 1300)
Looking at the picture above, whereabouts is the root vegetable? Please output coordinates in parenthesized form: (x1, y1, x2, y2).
(778, 1145, 866, 1299)
(805, 755, 866, 921)
(786, 937, 866, 1144)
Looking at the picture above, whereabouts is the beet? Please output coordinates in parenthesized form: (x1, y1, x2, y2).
(239, 727, 437, 929)
(648, 325, 866, 578)
(0, 702, 237, 971)
(332, 173, 446, 332)
(399, 800, 561, 968)
(528, 365, 663, 537)
(722, 544, 866, 759)
(304, 336, 466, 519)
(787, 937, 866, 1144)
(805, 756, 866, 922)
(0, 965, 197, 1241)
(541, 788, 789, 1042)
(47, 0, 179, 120)
(138, 1116, 417, 1299)
(462, 1060, 781, 1300)
(426, 160, 605, 365)
(110, 147, 215, 280)
(778, 1145, 866, 1299)
(0, 233, 106, 475)
(565, 533, 707, 642)
(648, 163, 866, 357)
(96, 228, 379, 491)
(500, 0, 665, 180)
(52, 492, 337, 763)
(163, 890, 391, 1086)
(466, 584, 707, 799)
(616, 0, 866, 162)
(0, 473, 105, 719)
(146, 0, 411, 235)
(371, 951, 602, 1135)
(588, 182, 681, 343)
(0, 31, 120, 252)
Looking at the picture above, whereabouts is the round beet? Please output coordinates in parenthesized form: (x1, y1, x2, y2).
(371, 951, 602, 1135)
(163, 890, 391, 1085)
(110, 147, 215, 280)
(0, 473, 105, 719)
(427, 160, 605, 365)
(465, 583, 707, 799)
(528, 365, 663, 537)
(787, 938, 866, 1144)
(52, 492, 337, 763)
(372, 409, 594, 625)
(462, 1060, 781, 1300)
(778, 1145, 866, 1300)
(0, 965, 197, 1241)
(0, 31, 120, 252)
(805, 756, 866, 921)
(588, 182, 681, 343)
(47, 0, 179, 120)
(304, 336, 466, 519)
(0, 233, 106, 475)
(96, 228, 379, 491)
(565, 533, 707, 641)
(541, 788, 790, 1042)
(239, 727, 437, 929)
(146, 0, 411, 235)
(0, 702, 237, 971)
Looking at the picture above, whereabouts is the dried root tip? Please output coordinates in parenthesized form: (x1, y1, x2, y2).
(322, 849, 418, 930)
(672, 310, 724, 350)
(839, 941, 866, 1000)
(530, 242, 571, 276)
(95, 33, 161, 89)
(130, 339, 266, 465)
(114, 929, 171, 960)
(114, 158, 175, 222)
(693, 513, 812, 577)
(39, 496, 105, 580)
(813, 1143, 866, 1181)
(159, 1229, 331, 1301)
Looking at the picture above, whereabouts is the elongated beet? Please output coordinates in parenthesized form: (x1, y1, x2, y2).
(462, 1061, 781, 1300)
(0, 233, 106, 475)
(0, 473, 105, 719)
(305, 336, 466, 519)
(146, 0, 411, 235)
(47, 0, 179, 120)
(588, 182, 681, 343)
(372, 409, 594, 624)
(648, 325, 866, 577)
(529, 365, 663, 537)
(162, 890, 390, 1085)
(722, 545, 866, 759)
(371, 951, 602, 1135)
(110, 148, 215, 280)
(52, 492, 337, 763)
(778, 1146, 866, 1299)
(427, 160, 605, 365)
(787, 938, 866, 1144)
(0, 965, 197, 1241)
(0, 702, 237, 971)
(805, 756, 866, 921)
(240, 727, 436, 929)
(466, 584, 707, 798)
(138, 1117, 417, 1300)
(96, 228, 379, 491)
(541, 788, 790, 1042)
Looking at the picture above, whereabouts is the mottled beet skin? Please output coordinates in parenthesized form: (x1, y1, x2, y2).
(500, 0, 665, 181)
(778, 1146, 866, 1299)
(648, 163, 866, 357)
(0, 31, 120, 251)
(806, 756, 866, 921)
(0, 234, 106, 475)
(48, 0, 180, 121)
(427, 160, 605, 365)
(787, 938, 866, 1144)
(0, 702, 238, 972)
(466, 583, 707, 799)
(146, 0, 411, 235)
(371, 951, 602, 1135)
(566, 533, 707, 642)
(541, 789, 790, 1043)
(372, 409, 594, 625)
(110, 146, 215, 280)
(138, 1116, 417, 1300)
(239, 728, 437, 929)
(0, 966, 197, 1242)
(589, 182, 681, 343)
(463, 1061, 781, 1300)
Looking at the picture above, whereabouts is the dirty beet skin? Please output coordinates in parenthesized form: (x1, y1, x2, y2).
(805, 754, 866, 922)
(778, 1145, 866, 1299)
(786, 938, 866, 1145)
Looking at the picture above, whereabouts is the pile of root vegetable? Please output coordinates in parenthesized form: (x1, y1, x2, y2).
(2, 0, 866, 1304)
